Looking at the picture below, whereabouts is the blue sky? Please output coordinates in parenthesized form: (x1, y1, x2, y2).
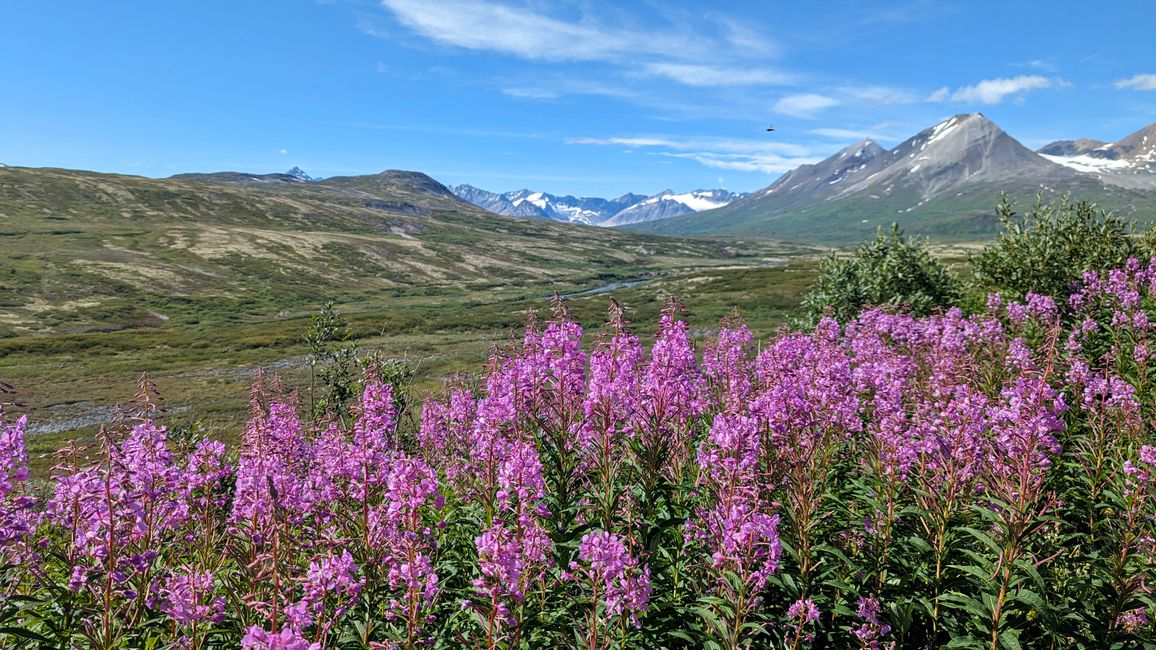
(3, 1, 1155, 197)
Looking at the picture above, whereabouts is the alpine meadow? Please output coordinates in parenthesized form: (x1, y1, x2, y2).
(5, 2, 1156, 649)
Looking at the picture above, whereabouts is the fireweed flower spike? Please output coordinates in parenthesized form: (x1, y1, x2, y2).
(568, 529, 651, 647)
(0, 415, 36, 555)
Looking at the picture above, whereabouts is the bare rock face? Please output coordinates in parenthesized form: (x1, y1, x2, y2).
(1038, 139, 1108, 157)
(753, 138, 886, 205)
(844, 114, 1077, 201)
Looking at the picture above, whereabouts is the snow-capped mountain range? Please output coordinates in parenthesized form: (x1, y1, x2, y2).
(451, 184, 746, 226)
(1038, 123, 1156, 189)
(629, 113, 1156, 243)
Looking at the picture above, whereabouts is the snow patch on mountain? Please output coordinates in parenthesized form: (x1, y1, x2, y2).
(1040, 154, 1135, 173)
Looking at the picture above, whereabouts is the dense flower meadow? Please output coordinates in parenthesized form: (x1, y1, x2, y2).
(5, 260, 1156, 649)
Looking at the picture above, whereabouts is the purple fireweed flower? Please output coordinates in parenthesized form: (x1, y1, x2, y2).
(183, 439, 231, 510)
(231, 401, 311, 528)
(355, 381, 397, 444)
(787, 598, 820, 623)
(986, 293, 1003, 312)
(908, 385, 991, 496)
(528, 316, 587, 431)
(473, 521, 551, 606)
(47, 420, 188, 589)
(361, 452, 442, 629)
(0, 415, 37, 550)
(496, 440, 548, 518)
(161, 568, 223, 626)
(642, 305, 707, 422)
(690, 415, 782, 595)
(569, 530, 651, 627)
(472, 434, 552, 612)
(580, 326, 643, 448)
(852, 597, 892, 648)
(1006, 301, 1029, 324)
(1024, 293, 1059, 324)
(418, 388, 477, 489)
(240, 626, 321, 650)
(702, 313, 755, 413)
(1117, 607, 1150, 633)
(291, 549, 363, 630)
(752, 321, 860, 450)
(988, 376, 1065, 481)
(633, 301, 709, 479)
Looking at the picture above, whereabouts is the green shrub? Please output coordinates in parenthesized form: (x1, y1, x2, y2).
(970, 194, 1134, 301)
(802, 223, 959, 323)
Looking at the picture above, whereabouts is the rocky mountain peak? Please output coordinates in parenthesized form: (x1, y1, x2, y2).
(285, 166, 313, 181)
(1038, 139, 1109, 157)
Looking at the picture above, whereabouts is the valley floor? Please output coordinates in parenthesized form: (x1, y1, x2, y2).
(7, 262, 820, 476)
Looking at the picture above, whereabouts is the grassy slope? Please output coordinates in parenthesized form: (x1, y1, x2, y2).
(0, 166, 813, 335)
(0, 165, 821, 472)
(628, 176, 1156, 245)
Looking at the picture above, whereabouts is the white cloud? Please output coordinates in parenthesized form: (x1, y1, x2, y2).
(772, 93, 839, 119)
(662, 151, 822, 174)
(379, 0, 708, 63)
(838, 85, 917, 105)
(704, 13, 778, 57)
(809, 128, 871, 139)
(501, 87, 559, 100)
(377, 0, 788, 99)
(931, 75, 1059, 105)
(1116, 74, 1156, 91)
(567, 134, 821, 174)
(568, 136, 681, 148)
(643, 63, 795, 87)
(927, 86, 950, 102)
(278, 149, 288, 155)
(1006, 59, 1059, 73)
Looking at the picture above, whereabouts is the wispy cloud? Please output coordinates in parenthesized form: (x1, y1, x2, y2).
(378, 0, 717, 64)
(567, 134, 822, 174)
(1010, 59, 1058, 72)
(773, 93, 839, 119)
(375, 0, 789, 100)
(661, 151, 822, 174)
(1116, 74, 1156, 91)
(643, 63, 795, 87)
(703, 12, 779, 57)
(928, 75, 1061, 104)
(838, 85, 918, 106)
(501, 87, 559, 100)
(808, 128, 871, 139)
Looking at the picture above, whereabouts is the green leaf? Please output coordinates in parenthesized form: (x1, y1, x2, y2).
(0, 627, 53, 643)
(960, 526, 1002, 555)
(999, 628, 1023, 650)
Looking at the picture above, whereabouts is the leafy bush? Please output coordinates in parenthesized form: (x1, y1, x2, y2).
(802, 223, 959, 323)
(971, 193, 1135, 302)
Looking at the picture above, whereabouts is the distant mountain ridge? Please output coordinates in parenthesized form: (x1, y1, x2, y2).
(286, 166, 315, 181)
(1038, 123, 1156, 188)
(629, 113, 1156, 244)
(451, 184, 746, 226)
